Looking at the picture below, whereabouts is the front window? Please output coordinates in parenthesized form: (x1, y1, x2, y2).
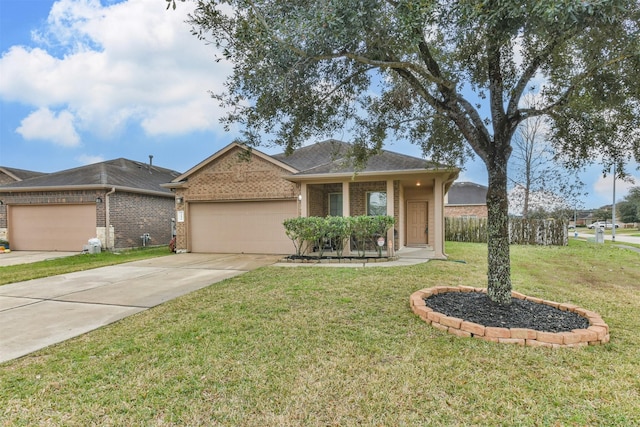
(367, 191, 387, 216)
(329, 193, 343, 216)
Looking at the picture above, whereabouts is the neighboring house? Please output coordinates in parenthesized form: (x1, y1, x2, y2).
(0, 158, 180, 251)
(164, 140, 459, 258)
(445, 182, 488, 218)
(0, 166, 45, 185)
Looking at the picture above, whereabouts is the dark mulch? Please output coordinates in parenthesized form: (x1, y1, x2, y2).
(424, 292, 589, 333)
(285, 255, 389, 261)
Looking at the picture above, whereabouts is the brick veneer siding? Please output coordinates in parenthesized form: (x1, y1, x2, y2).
(108, 192, 174, 249)
(445, 205, 488, 218)
(181, 148, 299, 201)
(0, 189, 173, 250)
(174, 147, 300, 251)
(349, 181, 387, 215)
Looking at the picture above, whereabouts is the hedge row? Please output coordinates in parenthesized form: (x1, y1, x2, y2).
(283, 215, 395, 257)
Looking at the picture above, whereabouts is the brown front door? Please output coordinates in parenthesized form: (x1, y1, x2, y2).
(407, 201, 428, 246)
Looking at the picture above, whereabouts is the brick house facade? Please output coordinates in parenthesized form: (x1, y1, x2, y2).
(444, 182, 488, 218)
(0, 159, 179, 251)
(165, 141, 459, 258)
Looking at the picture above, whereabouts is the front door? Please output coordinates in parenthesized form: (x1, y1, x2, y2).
(407, 201, 428, 246)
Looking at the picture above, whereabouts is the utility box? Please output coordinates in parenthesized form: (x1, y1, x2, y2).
(84, 238, 102, 254)
(595, 227, 604, 244)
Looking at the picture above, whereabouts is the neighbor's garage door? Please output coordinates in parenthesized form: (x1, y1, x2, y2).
(189, 201, 296, 254)
(9, 204, 95, 251)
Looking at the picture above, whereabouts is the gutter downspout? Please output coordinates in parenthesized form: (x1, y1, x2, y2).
(105, 187, 116, 250)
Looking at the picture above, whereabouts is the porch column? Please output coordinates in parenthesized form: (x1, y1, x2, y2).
(433, 176, 445, 259)
(300, 182, 308, 217)
(386, 179, 395, 256)
(342, 181, 351, 255)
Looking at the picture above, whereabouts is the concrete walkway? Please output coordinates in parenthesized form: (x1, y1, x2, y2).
(0, 253, 279, 363)
(273, 246, 436, 267)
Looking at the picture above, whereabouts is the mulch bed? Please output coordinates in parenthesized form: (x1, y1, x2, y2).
(424, 292, 589, 333)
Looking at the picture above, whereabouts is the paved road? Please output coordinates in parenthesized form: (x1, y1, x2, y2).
(574, 232, 640, 245)
(0, 253, 279, 363)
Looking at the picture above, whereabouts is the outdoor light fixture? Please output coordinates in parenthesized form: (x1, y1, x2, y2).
(298, 194, 302, 201)
(416, 182, 421, 186)
(96, 197, 103, 203)
(176, 197, 184, 203)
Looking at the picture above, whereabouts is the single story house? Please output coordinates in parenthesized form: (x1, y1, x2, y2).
(164, 140, 459, 258)
(0, 158, 180, 251)
(445, 181, 488, 218)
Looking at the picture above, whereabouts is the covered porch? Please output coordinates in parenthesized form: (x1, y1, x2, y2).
(291, 170, 457, 259)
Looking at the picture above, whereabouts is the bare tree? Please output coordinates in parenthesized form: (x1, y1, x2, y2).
(510, 96, 584, 218)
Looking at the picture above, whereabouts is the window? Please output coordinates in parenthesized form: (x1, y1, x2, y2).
(367, 191, 387, 216)
(328, 193, 343, 216)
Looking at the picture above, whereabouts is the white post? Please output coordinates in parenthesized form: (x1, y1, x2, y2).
(612, 164, 616, 242)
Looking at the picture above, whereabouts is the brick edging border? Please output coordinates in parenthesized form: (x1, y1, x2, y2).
(410, 286, 610, 348)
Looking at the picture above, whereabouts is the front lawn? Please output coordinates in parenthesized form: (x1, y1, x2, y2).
(1, 241, 639, 426)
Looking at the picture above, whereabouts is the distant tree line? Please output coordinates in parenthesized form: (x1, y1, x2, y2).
(617, 187, 640, 223)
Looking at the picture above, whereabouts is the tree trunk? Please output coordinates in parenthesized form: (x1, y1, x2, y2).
(486, 151, 512, 305)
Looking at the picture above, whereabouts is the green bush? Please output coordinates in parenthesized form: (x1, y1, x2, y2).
(283, 215, 395, 258)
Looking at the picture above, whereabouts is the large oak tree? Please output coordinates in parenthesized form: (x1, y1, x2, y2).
(173, 0, 640, 305)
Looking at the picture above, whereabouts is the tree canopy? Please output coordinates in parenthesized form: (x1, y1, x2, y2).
(173, 0, 640, 304)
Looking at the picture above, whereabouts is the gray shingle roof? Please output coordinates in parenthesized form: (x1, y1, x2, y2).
(0, 166, 45, 181)
(447, 182, 488, 205)
(272, 139, 444, 174)
(0, 158, 180, 194)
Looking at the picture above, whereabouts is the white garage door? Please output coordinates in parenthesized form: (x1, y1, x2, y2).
(9, 204, 96, 251)
(189, 201, 297, 254)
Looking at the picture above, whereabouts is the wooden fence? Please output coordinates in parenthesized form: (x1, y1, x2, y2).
(445, 218, 568, 246)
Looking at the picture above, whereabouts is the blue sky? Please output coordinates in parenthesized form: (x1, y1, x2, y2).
(0, 0, 636, 209)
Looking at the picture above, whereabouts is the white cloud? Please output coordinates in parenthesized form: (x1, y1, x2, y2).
(0, 0, 232, 145)
(593, 174, 638, 204)
(16, 108, 80, 147)
(76, 154, 105, 165)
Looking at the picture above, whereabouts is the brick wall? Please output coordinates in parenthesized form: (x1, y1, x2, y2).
(350, 181, 386, 215)
(182, 148, 299, 201)
(109, 192, 174, 249)
(0, 189, 173, 250)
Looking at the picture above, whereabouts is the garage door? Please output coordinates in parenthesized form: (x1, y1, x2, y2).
(9, 204, 96, 251)
(189, 201, 297, 254)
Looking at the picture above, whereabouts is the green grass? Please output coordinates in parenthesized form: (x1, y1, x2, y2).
(1, 241, 640, 426)
(0, 247, 171, 286)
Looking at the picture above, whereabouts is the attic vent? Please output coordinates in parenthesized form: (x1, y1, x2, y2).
(148, 155, 153, 173)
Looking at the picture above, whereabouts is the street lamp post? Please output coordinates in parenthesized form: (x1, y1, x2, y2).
(612, 164, 616, 243)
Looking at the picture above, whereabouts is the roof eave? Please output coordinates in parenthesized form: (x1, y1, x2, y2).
(285, 167, 460, 182)
(0, 184, 174, 198)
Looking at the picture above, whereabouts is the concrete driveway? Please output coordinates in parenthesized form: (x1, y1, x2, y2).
(0, 253, 279, 363)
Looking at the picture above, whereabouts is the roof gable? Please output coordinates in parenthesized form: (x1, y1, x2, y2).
(169, 142, 298, 185)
